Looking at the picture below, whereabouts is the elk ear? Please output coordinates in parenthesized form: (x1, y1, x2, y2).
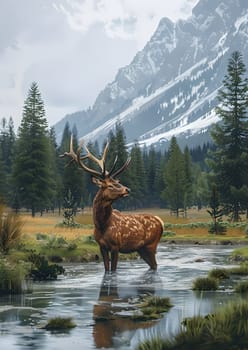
(91, 176, 103, 187)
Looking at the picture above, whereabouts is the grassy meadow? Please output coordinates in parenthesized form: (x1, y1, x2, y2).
(1, 207, 248, 269)
(20, 207, 248, 243)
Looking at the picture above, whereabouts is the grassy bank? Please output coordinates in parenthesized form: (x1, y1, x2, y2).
(1, 207, 248, 294)
(138, 300, 248, 350)
(13, 208, 248, 260)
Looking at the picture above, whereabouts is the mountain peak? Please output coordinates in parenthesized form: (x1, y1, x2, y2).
(54, 0, 248, 150)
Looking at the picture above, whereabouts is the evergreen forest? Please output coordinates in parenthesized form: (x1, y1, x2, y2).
(0, 51, 248, 222)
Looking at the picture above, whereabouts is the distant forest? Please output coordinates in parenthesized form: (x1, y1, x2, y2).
(0, 51, 248, 221)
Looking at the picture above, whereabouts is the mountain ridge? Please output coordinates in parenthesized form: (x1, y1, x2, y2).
(54, 0, 248, 149)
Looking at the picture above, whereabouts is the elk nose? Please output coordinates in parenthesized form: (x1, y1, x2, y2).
(123, 187, 130, 197)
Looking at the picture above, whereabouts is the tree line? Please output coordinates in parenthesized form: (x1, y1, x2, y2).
(0, 51, 248, 221)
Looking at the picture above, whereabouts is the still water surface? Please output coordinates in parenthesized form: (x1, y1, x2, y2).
(0, 244, 241, 350)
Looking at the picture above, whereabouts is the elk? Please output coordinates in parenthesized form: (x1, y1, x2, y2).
(61, 137, 163, 272)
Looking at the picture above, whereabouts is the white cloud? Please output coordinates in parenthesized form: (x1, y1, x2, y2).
(0, 0, 198, 130)
(56, 0, 198, 48)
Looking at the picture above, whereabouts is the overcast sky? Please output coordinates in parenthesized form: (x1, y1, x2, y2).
(0, 0, 198, 130)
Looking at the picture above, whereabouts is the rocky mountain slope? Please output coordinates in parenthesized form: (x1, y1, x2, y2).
(54, 0, 248, 149)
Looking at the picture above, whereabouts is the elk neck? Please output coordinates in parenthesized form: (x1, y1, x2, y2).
(93, 189, 113, 233)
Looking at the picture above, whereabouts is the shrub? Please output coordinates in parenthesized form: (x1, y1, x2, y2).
(0, 205, 23, 253)
(162, 231, 176, 237)
(228, 264, 248, 276)
(138, 300, 248, 350)
(208, 221, 227, 235)
(45, 236, 68, 249)
(0, 259, 29, 294)
(133, 295, 172, 321)
(245, 225, 248, 236)
(235, 280, 248, 293)
(36, 233, 48, 240)
(43, 317, 76, 330)
(28, 253, 65, 280)
(192, 277, 219, 291)
(208, 268, 230, 280)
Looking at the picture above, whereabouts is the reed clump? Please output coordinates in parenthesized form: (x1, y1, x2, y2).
(138, 300, 248, 350)
(192, 276, 219, 291)
(0, 258, 28, 294)
(133, 295, 172, 321)
(0, 205, 23, 254)
(208, 268, 230, 280)
(43, 316, 76, 330)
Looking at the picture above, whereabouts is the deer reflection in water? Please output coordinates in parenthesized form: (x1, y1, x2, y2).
(93, 271, 163, 348)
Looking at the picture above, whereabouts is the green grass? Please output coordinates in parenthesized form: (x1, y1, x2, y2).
(228, 263, 248, 276)
(133, 295, 172, 321)
(232, 246, 248, 260)
(192, 276, 219, 291)
(208, 268, 230, 280)
(234, 280, 248, 293)
(137, 300, 248, 350)
(0, 258, 29, 294)
(43, 317, 76, 330)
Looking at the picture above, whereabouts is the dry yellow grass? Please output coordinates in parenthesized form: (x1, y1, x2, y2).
(19, 208, 247, 241)
(21, 212, 93, 240)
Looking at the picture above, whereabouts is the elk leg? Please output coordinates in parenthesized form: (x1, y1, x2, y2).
(100, 246, 110, 271)
(138, 247, 157, 270)
(111, 250, 119, 272)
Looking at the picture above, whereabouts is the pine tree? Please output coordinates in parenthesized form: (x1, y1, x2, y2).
(12, 82, 53, 216)
(105, 123, 130, 209)
(210, 51, 248, 221)
(0, 117, 16, 203)
(58, 123, 84, 210)
(129, 143, 147, 208)
(162, 136, 186, 216)
(207, 184, 226, 235)
(183, 146, 193, 212)
(48, 127, 61, 212)
(146, 146, 157, 205)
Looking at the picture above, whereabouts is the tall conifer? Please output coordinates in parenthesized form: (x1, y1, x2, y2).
(12, 82, 52, 216)
(210, 51, 248, 221)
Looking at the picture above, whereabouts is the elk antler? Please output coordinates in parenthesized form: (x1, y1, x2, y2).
(60, 135, 131, 179)
(77, 140, 109, 178)
(111, 157, 131, 178)
(60, 135, 108, 178)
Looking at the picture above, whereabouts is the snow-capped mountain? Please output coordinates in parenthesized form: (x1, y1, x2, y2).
(54, 0, 248, 149)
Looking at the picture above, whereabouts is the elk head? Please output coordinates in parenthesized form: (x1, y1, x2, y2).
(60, 136, 131, 201)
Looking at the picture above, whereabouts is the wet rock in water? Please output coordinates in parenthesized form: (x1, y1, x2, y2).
(220, 240, 233, 245)
(194, 258, 205, 262)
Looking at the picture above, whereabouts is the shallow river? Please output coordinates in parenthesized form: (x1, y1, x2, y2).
(0, 244, 241, 350)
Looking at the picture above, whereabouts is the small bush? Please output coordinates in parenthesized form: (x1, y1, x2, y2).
(228, 264, 248, 276)
(83, 235, 96, 244)
(208, 268, 230, 280)
(36, 233, 48, 240)
(235, 280, 248, 293)
(45, 236, 68, 249)
(0, 259, 29, 294)
(162, 231, 176, 237)
(43, 317, 76, 330)
(67, 242, 78, 251)
(192, 277, 219, 291)
(133, 295, 172, 321)
(28, 253, 65, 280)
(0, 205, 23, 253)
(208, 221, 227, 235)
(245, 225, 248, 236)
